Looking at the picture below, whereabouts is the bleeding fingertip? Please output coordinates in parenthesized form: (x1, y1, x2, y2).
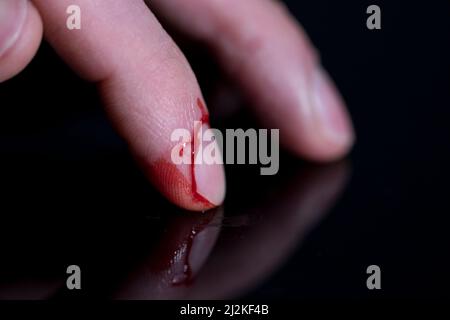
(194, 145, 226, 208)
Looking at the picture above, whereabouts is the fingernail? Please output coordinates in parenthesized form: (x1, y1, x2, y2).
(0, 0, 27, 57)
(311, 67, 355, 147)
(193, 123, 226, 207)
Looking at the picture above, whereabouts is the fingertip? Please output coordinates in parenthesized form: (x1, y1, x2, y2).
(134, 111, 226, 212)
(145, 157, 226, 212)
(0, 0, 43, 82)
(287, 67, 355, 163)
(310, 67, 355, 160)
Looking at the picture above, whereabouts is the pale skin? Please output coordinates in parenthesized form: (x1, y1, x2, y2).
(0, 0, 355, 211)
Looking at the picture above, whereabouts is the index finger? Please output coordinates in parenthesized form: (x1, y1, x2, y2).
(31, 0, 226, 211)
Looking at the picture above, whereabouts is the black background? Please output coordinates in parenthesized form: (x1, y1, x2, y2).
(0, 0, 449, 299)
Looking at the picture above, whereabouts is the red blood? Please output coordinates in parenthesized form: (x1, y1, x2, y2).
(197, 98, 210, 123)
(190, 98, 212, 206)
(146, 98, 213, 208)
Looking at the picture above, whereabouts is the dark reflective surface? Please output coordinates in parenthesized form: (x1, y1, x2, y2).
(0, 98, 350, 299)
(1, 0, 450, 300)
(0, 97, 350, 299)
(114, 162, 349, 300)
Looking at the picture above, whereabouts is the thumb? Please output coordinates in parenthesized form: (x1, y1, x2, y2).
(0, 0, 42, 83)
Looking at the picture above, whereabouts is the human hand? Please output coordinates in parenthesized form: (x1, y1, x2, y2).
(0, 0, 354, 211)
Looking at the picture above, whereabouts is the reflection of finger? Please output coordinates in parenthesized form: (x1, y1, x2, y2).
(0, 279, 61, 300)
(31, 0, 225, 211)
(148, 0, 354, 161)
(187, 162, 350, 299)
(116, 209, 223, 299)
(0, 0, 43, 82)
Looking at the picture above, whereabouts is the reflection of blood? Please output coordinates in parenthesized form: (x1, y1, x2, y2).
(170, 230, 195, 285)
(144, 207, 217, 286)
(171, 214, 214, 286)
(190, 98, 212, 206)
